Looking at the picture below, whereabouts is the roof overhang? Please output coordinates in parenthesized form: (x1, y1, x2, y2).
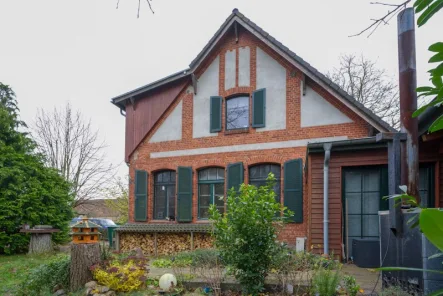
(111, 70, 191, 110)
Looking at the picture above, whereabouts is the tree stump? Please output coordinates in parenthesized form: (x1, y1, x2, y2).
(70, 243, 101, 291)
(29, 233, 52, 254)
(20, 227, 59, 254)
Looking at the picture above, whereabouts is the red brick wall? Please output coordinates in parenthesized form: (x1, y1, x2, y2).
(125, 28, 372, 244)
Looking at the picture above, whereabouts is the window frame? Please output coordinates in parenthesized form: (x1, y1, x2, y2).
(198, 167, 225, 220)
(225, 95, 250, 131)
(153, 170, 176, 220)
(249, 163, 282, 203)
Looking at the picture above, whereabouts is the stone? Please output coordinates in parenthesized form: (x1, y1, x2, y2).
(98, 286, 110, 293)
(85, 281, 97, 289)
(52, 284, 62, 293)
(85, 287, 92, 296)
(105, 291, 116, 296)
(53, 289, 65, 296)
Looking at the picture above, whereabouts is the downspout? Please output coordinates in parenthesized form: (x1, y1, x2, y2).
(323, 143, 332, 255)
(120, 107, 126, 117)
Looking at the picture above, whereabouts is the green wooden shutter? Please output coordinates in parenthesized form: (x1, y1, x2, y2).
(134, 170, 148, 221)
(252, 88, 266, 128)
(284, 159, 303, 222)
(227, 162, 244, 192)
(177, 166, 193, 222)
(210, 96, 222, 132)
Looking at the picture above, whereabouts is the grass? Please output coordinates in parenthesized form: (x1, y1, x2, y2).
(0, 252, 61, 295)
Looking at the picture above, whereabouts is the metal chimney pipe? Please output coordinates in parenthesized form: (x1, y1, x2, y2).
(398, 8, 420, 203)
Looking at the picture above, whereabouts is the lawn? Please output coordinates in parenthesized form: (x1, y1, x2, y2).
(0, 252, 61, 295)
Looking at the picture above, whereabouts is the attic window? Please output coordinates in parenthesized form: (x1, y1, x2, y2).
(226, 96, 249, 130)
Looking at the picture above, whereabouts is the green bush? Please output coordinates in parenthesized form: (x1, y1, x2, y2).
(151, 258, 173, 268)
(0, 83, 74, 254)
(18, 254, 70, 296)
(380, 285, 412, 296)
(312, 269, 341, 296)
(209, 173, 292, 295)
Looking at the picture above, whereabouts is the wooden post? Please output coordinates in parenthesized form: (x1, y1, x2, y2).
(154, 232, 158, 256)
(190, 232, 194, 251)
(114, 231, 120, 251)
(20, 226, 59, 254)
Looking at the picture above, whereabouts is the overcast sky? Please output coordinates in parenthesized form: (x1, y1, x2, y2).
(1, 0, 441, 178)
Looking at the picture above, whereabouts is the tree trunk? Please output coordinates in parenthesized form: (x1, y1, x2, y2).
(70, 243, 101, 291)
(28, 233, 52, 254)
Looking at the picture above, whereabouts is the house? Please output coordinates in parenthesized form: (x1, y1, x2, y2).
(110, 9, 441, 257)
(74, 199, 120, 221)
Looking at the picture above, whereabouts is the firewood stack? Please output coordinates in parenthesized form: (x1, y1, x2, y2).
(119, 232, 213, 256)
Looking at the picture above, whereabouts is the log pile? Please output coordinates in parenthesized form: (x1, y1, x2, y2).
(193, 233, 213, 249)
(120, 233, 155, 255)
(119, 232, 214, 256)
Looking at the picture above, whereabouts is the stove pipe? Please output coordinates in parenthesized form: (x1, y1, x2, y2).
(398, 7, 420, 204)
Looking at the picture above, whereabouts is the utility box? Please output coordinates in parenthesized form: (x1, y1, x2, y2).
(296, 237, 306, 252)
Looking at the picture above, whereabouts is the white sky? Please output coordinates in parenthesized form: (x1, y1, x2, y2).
(1, 0, 441, 178)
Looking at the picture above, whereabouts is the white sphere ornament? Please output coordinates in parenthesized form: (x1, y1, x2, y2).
(159, 273, 177, 290)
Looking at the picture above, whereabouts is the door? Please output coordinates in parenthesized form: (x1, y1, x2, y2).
(343, 167, 388, 261)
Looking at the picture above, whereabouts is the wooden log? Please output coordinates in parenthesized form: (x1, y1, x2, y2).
(70, 243, 100, 291)
(28, 233, 53, 254)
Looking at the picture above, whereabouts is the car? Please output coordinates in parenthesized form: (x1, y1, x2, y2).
(70, 217, 117, 240)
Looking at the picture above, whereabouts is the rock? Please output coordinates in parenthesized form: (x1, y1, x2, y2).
(52, 284, 62, 293)
(85, 281, 97, 289)
(105, 291, 116, 296)
(98, 286, 110, 293)
(53, 289, 65, 296)
(85, 287, 94, 296)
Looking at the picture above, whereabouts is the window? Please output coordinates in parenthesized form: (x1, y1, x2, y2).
(249, 164, 281, 202)
(154, 170, 176, 220)
(226, 96, 249, 130)
(419, 165, 435, 207)
(198, 168, 225, 219)
(343, 168, 386, 260)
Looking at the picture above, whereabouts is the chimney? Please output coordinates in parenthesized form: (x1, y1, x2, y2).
(398, 8, 420, 203)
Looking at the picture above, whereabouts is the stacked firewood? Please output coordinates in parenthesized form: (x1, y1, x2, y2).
(119, 232, 214, 256)
(157, 233, 191, 255)
(120, 233, 155, 255)
(193, 233, 213, 249)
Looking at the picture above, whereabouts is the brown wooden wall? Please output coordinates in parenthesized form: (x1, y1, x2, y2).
(308, 149, 388, 257)
(308, 139, 443, 258)
(124, 79, 189, 162)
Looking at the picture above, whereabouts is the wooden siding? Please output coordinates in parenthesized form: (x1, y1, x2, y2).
(308, 139, 443, 258)
(124, 79, 189, 162)
(308, 149, 388, 256)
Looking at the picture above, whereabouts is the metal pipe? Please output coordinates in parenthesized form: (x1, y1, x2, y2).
(398, 8, 420, 203)
(323, 143, 332, 255)
(120, 108, 126, 117)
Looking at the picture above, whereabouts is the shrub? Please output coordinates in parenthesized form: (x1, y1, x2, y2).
(18, 254, 70, 296)
(312, 269, 341, 296)
(380, 285, 413, 296)
(152, 258, 173, 268)
(209, 173, 293, 295)
(91, 256, 148, 292)
(342, 275, 361, 296)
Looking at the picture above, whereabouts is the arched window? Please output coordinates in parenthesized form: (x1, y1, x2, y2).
(154, 170, 176, 220)
(198, 167, 225, 219)
(226, 96, 249, 130)
(249, 164, 281, 202)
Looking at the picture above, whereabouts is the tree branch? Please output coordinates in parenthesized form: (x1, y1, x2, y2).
(349, 0, 411, 37)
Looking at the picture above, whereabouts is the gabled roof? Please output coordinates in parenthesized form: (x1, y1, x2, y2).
(111, 8, 395, 132)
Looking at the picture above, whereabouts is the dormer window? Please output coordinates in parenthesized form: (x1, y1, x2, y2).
(226, 96, 249, 130)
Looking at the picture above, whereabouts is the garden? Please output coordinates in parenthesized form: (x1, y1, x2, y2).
(0, 175, 410, 296)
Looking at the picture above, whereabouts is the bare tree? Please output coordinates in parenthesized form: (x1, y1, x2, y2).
(33, 104, 117, 207)
(327, 54, 400, 129)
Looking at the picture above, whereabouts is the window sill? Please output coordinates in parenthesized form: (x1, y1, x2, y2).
(224, 128, 249, 135)
(149, 220, 177, 224)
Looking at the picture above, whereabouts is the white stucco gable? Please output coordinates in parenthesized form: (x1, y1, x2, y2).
(301, 84, 353, 127)
(149, 100, 183, 143)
